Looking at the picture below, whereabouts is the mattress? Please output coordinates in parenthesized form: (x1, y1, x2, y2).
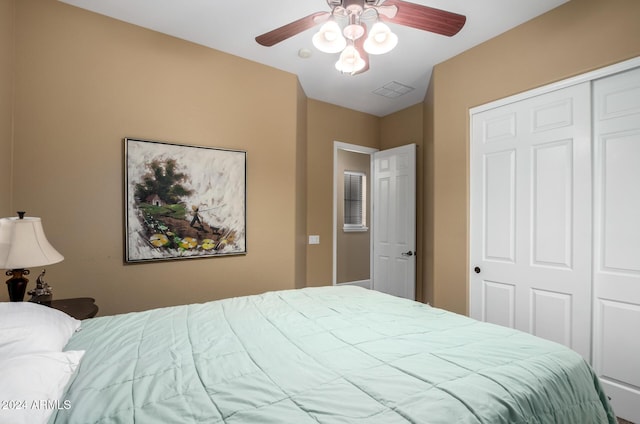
(51, 286, 616, 423)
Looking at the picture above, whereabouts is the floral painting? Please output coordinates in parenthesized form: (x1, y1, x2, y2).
(124, 138, 246, 262)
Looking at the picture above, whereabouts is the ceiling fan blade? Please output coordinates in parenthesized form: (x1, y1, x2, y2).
(381, 0, 465, 37)
(255, 11, 330, 47)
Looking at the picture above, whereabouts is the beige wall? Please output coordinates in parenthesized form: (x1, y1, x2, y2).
(427, 0, 640, 314)
(3, 0, 427, 311)
(336, 149, 370, 283)
(306, 100, 380, 286)
(0, 0, 13, 217)
(6, 0, 305, 312)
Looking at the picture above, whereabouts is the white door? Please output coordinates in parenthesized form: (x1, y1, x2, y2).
(372, 144, 416, 300)
(470, 83, 593, 360)
(592, 67, 640, 422)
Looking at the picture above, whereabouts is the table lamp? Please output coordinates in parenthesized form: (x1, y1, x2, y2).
(0, 212, 64, 302)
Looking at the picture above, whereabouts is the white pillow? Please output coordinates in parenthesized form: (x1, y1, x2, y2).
(0, 302, 81, 357)
(0, 350, 84, 424)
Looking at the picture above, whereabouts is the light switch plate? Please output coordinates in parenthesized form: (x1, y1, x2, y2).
(309, 235, 320, 245)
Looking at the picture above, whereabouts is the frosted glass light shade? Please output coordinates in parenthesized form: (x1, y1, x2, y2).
(363, 22, 398, 55)
(0, 217, 64, 269)
(343, 23, 365, 41)
(335, 45, 366, 74)
(312, 21, 347, 54)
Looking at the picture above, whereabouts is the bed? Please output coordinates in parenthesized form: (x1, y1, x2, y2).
(2, 286, 616, 423)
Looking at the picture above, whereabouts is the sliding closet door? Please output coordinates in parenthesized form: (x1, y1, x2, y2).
(592, 67, 640, 422)
(470, 83, 592, 359)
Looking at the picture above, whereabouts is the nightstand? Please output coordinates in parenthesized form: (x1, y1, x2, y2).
(47, 297, 99, 320)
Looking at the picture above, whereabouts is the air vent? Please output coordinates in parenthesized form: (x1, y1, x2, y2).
(373, 81, 415, 99)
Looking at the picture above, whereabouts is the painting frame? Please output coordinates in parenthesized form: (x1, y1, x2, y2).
(124, 138, 247, 263)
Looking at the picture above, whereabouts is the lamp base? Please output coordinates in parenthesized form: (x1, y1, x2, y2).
(28, 270, 52, 305)
(6, 269, 30, 302)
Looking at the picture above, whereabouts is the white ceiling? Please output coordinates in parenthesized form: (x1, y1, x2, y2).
(59, 0, 568, 117)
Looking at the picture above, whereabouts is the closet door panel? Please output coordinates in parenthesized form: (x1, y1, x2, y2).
(470, 83, 592, 360)
(597, 300, 640, 386)
(593, 66, 640, 422)
(531, 140, 573, 268)
(530, 289, 572, 345)
(600, 134, 640, 273)
(482, 281, 515, 327)
(483, 150, 516, 263)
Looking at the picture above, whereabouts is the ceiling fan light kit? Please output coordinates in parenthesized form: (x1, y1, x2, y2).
(315, 1, 399, 75)
(256, 0, 466, 76)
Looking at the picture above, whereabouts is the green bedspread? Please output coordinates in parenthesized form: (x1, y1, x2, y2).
(52, 286, 616, 423)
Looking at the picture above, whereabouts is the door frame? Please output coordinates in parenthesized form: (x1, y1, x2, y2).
(332, 141, 378, 287)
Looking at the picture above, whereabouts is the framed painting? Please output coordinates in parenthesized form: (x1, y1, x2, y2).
(124, 138, 246, 263)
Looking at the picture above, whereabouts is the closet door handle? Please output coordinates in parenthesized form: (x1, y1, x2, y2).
(402, 251, 414, 257)
(474, 266, 481, 274)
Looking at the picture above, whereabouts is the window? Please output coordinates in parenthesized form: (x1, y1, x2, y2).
(343, 171, 367, 232)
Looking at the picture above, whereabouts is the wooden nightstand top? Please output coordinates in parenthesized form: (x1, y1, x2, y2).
(48, 297, 99, 320)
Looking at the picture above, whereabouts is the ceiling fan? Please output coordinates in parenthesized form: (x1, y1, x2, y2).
(255, 0, 466, 75)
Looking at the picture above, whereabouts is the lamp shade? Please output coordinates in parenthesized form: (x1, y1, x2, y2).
(363, 22, 398, 55)
(343, 23, 365, 41)
(0, 217, 64, 269)
(312, 21, 347, 54)
(335, 45, 366, 74)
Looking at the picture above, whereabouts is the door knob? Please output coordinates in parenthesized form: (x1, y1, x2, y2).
(474, 266, 481, 274)
(402, 251, 414, 257)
